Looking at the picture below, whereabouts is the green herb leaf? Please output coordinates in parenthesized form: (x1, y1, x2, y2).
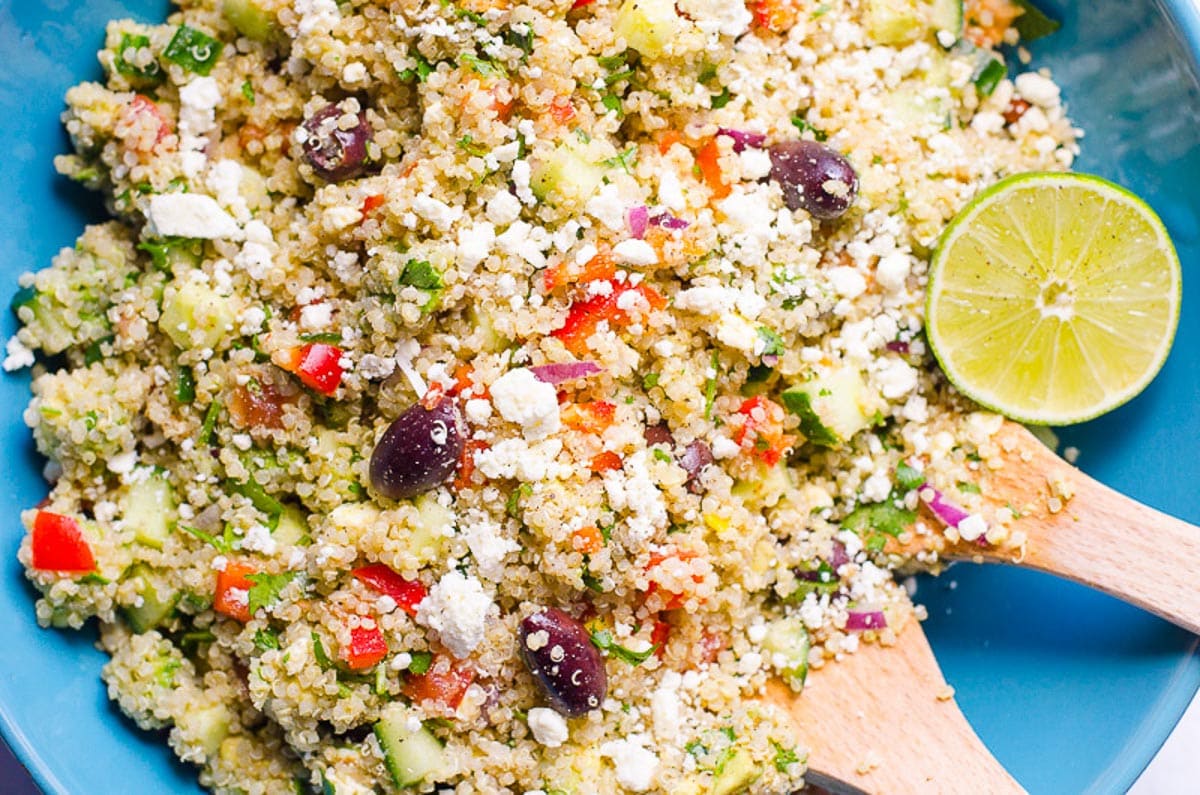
(603, 145, 638, 174)
(83, 335, 114, 366)
(459, 52, 506, 78)
(601, 94, 624, 115)
(399, 52, 436, 82)
(710, 86, 732, 109)
(254, 627, 281, 651)
(642, 372, 660, 389)
(957, 480, 982, 495)
(895, 461, 925, 492)
(597, 52, 628, 70)
(163, 25, 224, 75)
(299, 332, 343, 344)
(506, 482, 533, 519)
(704, 351, 720, 420)
(174, 366, 196, 404)
(407, 650, 433, 675)
(241, 80, 256, 104)
(113, 32, 164, 86)
(973, 57, 1007, 97)
(842, 501, 915, 538)
(198, 401, 220, 447)
(503, 25, 534, 57)
(1011, 0, 1061, 41)
(589, 629, 658, 666)
(177, 524, 233, 554)
(454, 5, 488, 25)
(229, 476, 284, 518)
(312, 632, 334, 669)
(756, 327, 785, 358)
(457, 134, 489, 158)
(652, 448, 672, 463)
(790, 115, 827, 141)
(246, 571, 298, 617)
(400, 259, 445, 290)
(771, 739, 801, 772)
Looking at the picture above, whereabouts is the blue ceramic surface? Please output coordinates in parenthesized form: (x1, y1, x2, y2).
(1, 1, 1198, 793)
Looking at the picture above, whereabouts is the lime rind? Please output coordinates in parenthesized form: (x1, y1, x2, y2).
(925, 171, 1182, 426)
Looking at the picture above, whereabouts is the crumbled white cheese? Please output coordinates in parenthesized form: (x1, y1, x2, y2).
(342, 61, 367, 83)
(674, 285, 735, 315)
(585, 184, 627, 232)
(827, 265, 867, 299)
(875, 252, 911, 293)
(657, 169, 686, 210)
(738, 147, 773, 180)
(107, 450, 138, 475)
(147, 193, 241, 240)
(241, 523, 277, 555)
(651, 686, 681, 742)
(613, 239, 659, 266)
(474, 438, 575, 481)
(957, 513, 989, 542)
(486, 190, 523, 226)
(600, 735, 659, 792)
(415, 571, 495, 659)
(464, 398, 493, 424)
(490, 368, 561, 440)
(413, 194, 463, 231)
(710, 434, 740, 459)
(299, 302, 333, 331)
(458, 221, 496, 270)
(460, 512, 518, 581)
(206, 159, 249, 221)
(876, 358, 919, 399)
(603, 450, 668, 541)
(356, 353, 396, 381)
(527, 708, 569, 748)
(1015, 72, 1061, 108)
(2, 336, 34, 372)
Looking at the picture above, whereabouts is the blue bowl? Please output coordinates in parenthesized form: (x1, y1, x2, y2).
(1, 1, 1198, 793)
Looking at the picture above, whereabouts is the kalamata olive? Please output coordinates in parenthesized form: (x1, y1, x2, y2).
(518, 607, 607, 717)
(300, 101, 371, 182)
(678, 440, 714, 494)
(643, 422, 674, 448)
(768, 140, 858, 220)
(368, 395, 464, 500)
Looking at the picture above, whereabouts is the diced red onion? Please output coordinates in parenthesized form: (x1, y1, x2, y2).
(761, 353, 780, 367)
(886, 340, 910, 354)
(649, 213, 689, 230)
(529, 362, 603, 384)
(846, 609, 887, 631)
(717, 128, 767, 152)
(678, 440, 713, 494)
(829, 540, 850, 571)
(920, 487, 970, 529)
(627, 205, 649, 239)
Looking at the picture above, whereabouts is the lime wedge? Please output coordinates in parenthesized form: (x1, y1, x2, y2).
(926, 172, 1181, 425)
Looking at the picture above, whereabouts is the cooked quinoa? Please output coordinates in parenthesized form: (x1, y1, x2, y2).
(7, 0, 1078, 792)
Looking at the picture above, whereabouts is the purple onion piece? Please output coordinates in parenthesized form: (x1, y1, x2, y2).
(717, 128, 767, 152)
(678, 440, 714, 494)
(846, 609, 887, 631)
(649, 213, 689, 230)
(829, 540, 850, 571)
(761, 353, 780, 367)
(920, 487, 970, 529)
(885, 340, 911, 354)
(627, 205, 649, 239)
(368, 396, 464, 500)
(529, 361, 603, 385)
(518, 608, 607, 717)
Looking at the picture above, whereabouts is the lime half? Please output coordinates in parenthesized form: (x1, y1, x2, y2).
(926, 172, 1181, 425)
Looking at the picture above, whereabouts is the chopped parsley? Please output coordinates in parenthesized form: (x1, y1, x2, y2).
(756, 326, 785, 357)
(589, 629, 658, 666)
(311, 632, 334, 669)
(710, 85, 732, 109)
(506, 483, 532, 519)
(771, 739, 801, 772)
(400, 259, 444, 291)
(162, 25, 223, 75)
(459, 52, 506, 79)
(254, 627, 280, 651)
(407, 650, 433, 675)
(245, 571, 298, 617)
(895, 461, 925, 492)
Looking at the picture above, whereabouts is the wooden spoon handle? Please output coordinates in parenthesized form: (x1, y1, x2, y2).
(767, 610, 1025, 794)
(972, 422, 1200, 635)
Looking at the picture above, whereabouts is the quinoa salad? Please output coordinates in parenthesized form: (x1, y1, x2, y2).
(5, 0, 1079, 792)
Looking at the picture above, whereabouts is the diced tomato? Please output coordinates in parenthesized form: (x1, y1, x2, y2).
(552, 280, 666, 354)
(747, 0, 799, 32)
(277, 343, 343, 396)
(651, 619, 671, 659)
(402, 659, 476, 713)
(123, 94, 173, 149)
(351, 564, 428, 616)
(340, 624, 389, 670)
(733, 396, 795, 467)
(645, 550, 707, 611)
(454, 439, 489, 490)
(490, 85, 515, 121)
(571, 0, 596, 8)
(571, 525, 604, 555)
(30, 511, 96, 573)
(360, 193, 385, 218)
(590, 451, 624, 473)
(695, 138, 731, 200)
(214, 561, 258, 623)
(549, 95, 577, 126)
(561, 400, 616, 435)
(229, 376, 292, 430)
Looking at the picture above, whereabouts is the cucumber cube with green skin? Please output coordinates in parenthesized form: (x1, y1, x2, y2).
(410, 493, 452, 565)
(761, 616, 810, 692)
(122, 469, 175, 549)
(181, 703, 230, 757)
(320, 769, 373, 795)
(374, 704, 449, 788)
(122, 564, 180, 633)
(222, 0, 280, 42)
(272, 503, 311, 546)
(159, 274, 239, 351)
(865, 0, 963, 44)
(782, 366, 878, 449)
(614, 0, 683, 59)
(531, 137, 612, 207)
(711, 750, 762, 795)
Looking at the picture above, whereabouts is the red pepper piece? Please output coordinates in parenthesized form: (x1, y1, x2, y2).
(552, 280, 665, 354)
(214, 561, 258, 623)
(30, 511, 96, 573)
(281, 343, 343, 396)
(341, 624, 389, 670)
(402, 659, 475, 713)
(351, 563, 428, 616)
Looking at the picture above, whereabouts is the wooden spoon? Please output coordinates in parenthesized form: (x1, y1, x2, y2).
(763, 418, 1200, 792)
(943, 420, 1200, 635)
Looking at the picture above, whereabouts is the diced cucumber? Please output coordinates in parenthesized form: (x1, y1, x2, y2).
(15, 290, 76, 355)
(930, 0, 964, 38)
(122, 469, 175, 549)
(865, 0, 963, 45)
(122, 564, 180, 633)
(320, 768, 373, 795)
(711, 751, 761, 795)
(614, 0, 683, 59)
(159, 274, 239, 351)
(885, 84, 953, 132)
(374, 703, 449, 789)
(179, 703, 230, 757)
(531, 137, 613, 207)
(782, 366, 879, 449)
(409, 493, 452, 565)
(272, 503, 311, 546)
(761, 616, 810, 692)
(222, 0, 280, 42)
(731, 461, 794, 509)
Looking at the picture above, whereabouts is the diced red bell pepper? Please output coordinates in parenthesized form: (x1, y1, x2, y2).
(651, 619, 671, 659)
(454, 438, 489, 491)
(542, 249, 616, 293)
(590, 451, 624, 473)
(30, 511, 96, 573)
(214, 560, 258, 623)
(747, 0, 799, 32)
(278, 343, 343, 396)
(695, 137, 731, 200)
(561, 400, 616, 435)
(402, 658, 476, 713)
(360, 193, 385, 218)
(340, 624, 389, 670)
(552, 280, 665, 354)
(351, 564, 428, 617)
(734, 396, 795, 467)
(571, 0, 596, 9)
(549, 95, 577, 126)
